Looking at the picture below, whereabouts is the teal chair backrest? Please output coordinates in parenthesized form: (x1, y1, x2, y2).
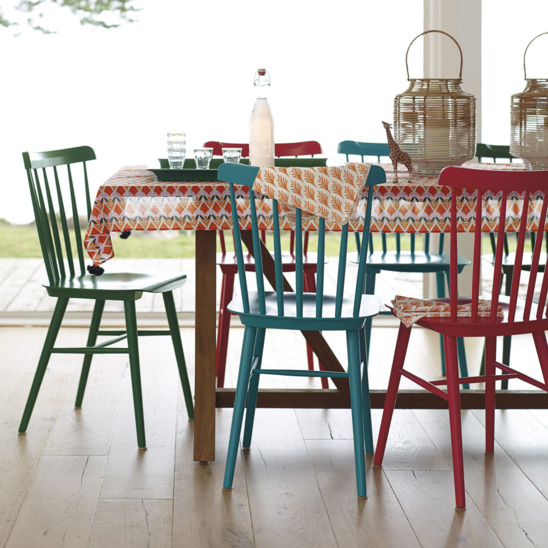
(337, 140, 442, 255)
(23, 146, 96, 285)
(337, 141, 390, 163)
(217, 163, 386, 319)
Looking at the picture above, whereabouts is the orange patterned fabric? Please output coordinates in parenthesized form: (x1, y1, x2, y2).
(252, 163, 371, 224)
(391, 295, 504, 328)
(84, 163, 541, 266)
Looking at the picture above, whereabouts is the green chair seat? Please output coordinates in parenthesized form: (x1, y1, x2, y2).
(44, 271, 187, 298)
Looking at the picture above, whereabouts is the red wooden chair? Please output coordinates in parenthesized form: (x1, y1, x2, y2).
(373, 166, 548, 509)
(204, 140, 325, 387)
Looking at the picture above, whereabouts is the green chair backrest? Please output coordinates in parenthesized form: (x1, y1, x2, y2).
(217, 163, 386, 319)
(476, 143, 514, 163)
(23, 146, 96, 285)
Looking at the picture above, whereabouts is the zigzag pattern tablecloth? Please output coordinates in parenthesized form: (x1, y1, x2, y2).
(84, 163, 538, 265)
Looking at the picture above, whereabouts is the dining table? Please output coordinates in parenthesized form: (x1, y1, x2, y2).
(84, 161, 548, 462)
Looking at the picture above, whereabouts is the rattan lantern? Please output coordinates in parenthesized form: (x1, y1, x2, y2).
(394, 30, 476, 176)
(510, 32, 548, 169)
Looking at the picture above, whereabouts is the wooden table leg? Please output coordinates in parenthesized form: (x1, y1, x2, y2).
(193, 230, 217, 462)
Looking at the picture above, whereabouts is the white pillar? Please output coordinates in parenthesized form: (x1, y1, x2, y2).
(423, 0, 481, 297)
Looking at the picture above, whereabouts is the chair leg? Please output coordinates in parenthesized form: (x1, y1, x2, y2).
(224, 326, 257, 489)
(500, 335, 512, 390)
(442, 271, 469, 387)
(444, 335, 466, 509)
(532, 331, 548, 388)
(123, 300, 146, 449)
(242, 327, 266, 447)
(19, 297, 69, 434)
(359, 326, 374, 455)
(373, 323, 412, 466)
(216, 271, 235, 388)
(501, 272, 513, 390)
(436, 272, 447, 376)
(363, 270, 377, 362)
(75, 299, 105, 408)
(347, 330, 367, 498)
(484, 336, 497, 454)
(163, 291, 194, 419)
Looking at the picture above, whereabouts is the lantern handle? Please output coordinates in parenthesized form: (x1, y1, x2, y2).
(405, 29, 463, 80)
(523, 32, 548, 79)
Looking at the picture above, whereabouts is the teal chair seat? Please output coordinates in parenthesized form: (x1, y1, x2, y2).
(229, 291, 381, 331)
(218, 161, 385, 498)
(19, 146, 194, 449)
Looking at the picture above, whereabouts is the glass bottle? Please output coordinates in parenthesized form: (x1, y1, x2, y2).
(250, 68, 275, 167)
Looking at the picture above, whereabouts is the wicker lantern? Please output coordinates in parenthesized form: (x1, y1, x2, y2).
(394, 30, 476, 176)
(510, 32, 548, 169)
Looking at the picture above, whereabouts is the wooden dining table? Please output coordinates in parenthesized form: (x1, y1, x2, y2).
(84, 161, 548, 462)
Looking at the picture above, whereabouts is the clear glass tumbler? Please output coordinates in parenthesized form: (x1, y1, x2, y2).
(222, 148, 242, 163)
(194, 148, 213, 169)
(167, 132, 186, 169)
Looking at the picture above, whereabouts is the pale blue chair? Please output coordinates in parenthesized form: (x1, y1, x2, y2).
(218, 162, 385, 497)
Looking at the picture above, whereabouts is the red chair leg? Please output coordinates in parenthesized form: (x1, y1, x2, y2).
(444, 335, 466, 510)
(533, 331, 548, 387)
(484, 336, 497, 454)
(216, 270, 235, 388)
(373, 323, 412, 466)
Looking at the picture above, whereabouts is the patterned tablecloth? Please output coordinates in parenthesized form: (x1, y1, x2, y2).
(84, 162, 539, 266)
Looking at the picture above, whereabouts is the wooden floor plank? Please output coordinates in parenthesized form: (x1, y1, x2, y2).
(415, 408, 548, 547)
(90, 500, 173, 548)
(384, 469, 502, 547)
(6, 455, 106, 548)
(1, 324, 548, 547)
(173, 408, 254, 548)
(99, 337, 181, 500)
(306, 439, 421, 547)
(241, 409, 339, 548)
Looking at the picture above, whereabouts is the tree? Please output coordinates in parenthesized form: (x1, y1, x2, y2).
(1, 0, 139, 33)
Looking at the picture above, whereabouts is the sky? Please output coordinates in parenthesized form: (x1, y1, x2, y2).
(1, 0, 548, 224)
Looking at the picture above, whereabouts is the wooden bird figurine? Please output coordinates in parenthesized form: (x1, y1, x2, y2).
(382, 121, 413, 182)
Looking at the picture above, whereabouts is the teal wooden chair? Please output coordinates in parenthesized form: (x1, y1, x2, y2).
(338, 140, 470, 382)
(20, 146, 194, 448)
(217, 162, 385, 498)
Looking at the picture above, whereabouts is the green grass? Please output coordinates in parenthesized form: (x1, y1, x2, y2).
(0, 222, 352, 259)
(8, 220, 524, 260)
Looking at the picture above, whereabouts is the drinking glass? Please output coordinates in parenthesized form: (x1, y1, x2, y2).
(167, 132, 186, 169)
(194, 148, 213, 170)
(222, 148, 242, 163)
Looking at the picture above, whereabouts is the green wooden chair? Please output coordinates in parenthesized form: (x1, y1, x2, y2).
(338, 140, 470, 383)
(476, 143, 515, 163)
(217, 162, 385, 498)
(19, 146, 194, 449)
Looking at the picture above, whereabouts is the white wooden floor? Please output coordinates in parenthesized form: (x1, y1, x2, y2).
(1, 325, 548, 547)
(1, 259, 548, 547)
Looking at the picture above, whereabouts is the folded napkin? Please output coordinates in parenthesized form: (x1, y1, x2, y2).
(252, 163, 371, 224)
(391, 295, 504, 328)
